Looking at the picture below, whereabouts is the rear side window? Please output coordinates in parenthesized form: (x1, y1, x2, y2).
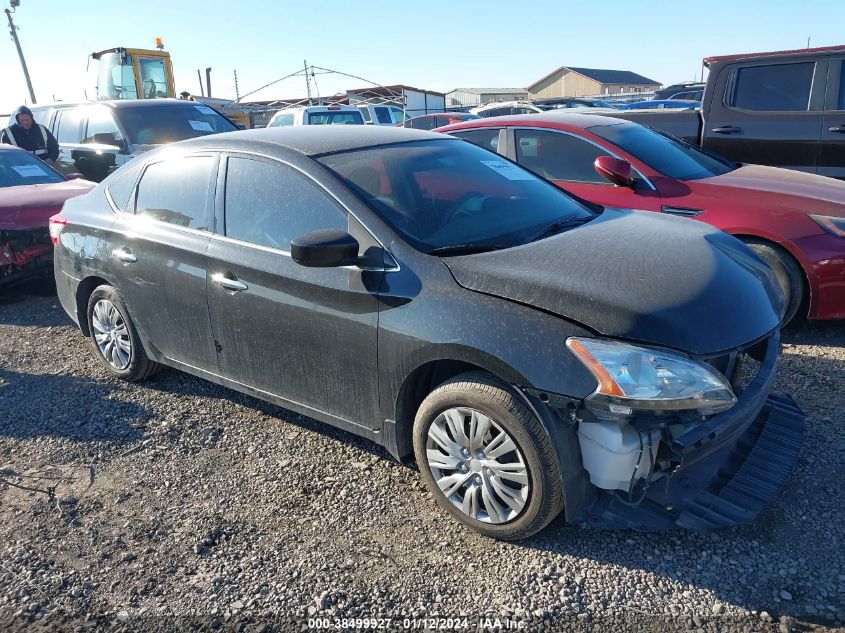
(729, 62, 815, 112)
(515, 130, 607, 183)
(840, 63, 845, 110)
(269, 114, 295, 127)
(32, 109, 51, 126)
(449, 128, 501, 153)
(55, 109, 83, 143)
(410, 117, 437, 130)
(224, 157, 346, 250)
(105, 159, 144, 212)
(135, 156, 215, 229)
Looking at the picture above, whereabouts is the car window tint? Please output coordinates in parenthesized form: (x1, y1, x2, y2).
(105, 159, 144, 212)
(450, 129, 500, 153)
(374, 107, 393, 124)
(56, 109, 83, 143)
(433, 116, 450, 128)
(224, 157, 346, 250)
(730, 62, 815, 112)
(515, 130, 607, 183)
(135, 156, 214, 229)
(84, 108, 123, 144)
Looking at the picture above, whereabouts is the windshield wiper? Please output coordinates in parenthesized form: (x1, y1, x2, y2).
(427, 243, 505, 256)
(522, 216, 591, 244)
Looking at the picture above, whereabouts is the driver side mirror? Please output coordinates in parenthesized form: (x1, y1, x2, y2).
(594, 156, 635, 188)
(91, 132, 126, 150)
(291, 229, 360, 268)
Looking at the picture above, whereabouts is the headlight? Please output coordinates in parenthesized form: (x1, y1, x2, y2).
(567, 337, 737, 416)
(809, 214, 845, 238)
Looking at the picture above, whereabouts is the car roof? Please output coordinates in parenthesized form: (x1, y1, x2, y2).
(29, 99, 205, 111)
(436, 111, 629, 133)
(175, 125, 452, 156)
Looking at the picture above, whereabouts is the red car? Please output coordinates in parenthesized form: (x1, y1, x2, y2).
(0, 146, 94, 286)
(437, 112, 845, 322)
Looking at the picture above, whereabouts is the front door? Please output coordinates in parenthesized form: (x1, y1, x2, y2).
(205, 154, 382, 427)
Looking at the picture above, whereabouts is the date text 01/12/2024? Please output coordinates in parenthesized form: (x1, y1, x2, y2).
(307, 616, 527, 630)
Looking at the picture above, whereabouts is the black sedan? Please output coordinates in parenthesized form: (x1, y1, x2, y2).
(51, 127, 804, 538)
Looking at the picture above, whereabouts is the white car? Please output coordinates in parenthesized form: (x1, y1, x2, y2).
(266, 105, 365, 127)
(470, 101, 545, 118)
(356, 104, 408, 125)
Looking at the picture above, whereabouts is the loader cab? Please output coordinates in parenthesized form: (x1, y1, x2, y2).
(92, 48, 175, 101)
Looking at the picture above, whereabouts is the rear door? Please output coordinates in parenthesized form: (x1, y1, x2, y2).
(110, 152, 219, 370)
(205, 154, 382, 427)
(703, 59, 826, 172)
(508, 128, 661, 211)
(819, 58, 845, 179)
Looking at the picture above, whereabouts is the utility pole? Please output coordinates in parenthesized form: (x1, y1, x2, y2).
(5, 3, 36, 104)
(304, 59, 312, 105)
(234, 69, 240, 102)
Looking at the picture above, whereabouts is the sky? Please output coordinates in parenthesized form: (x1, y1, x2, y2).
(1, 0, 842, 114)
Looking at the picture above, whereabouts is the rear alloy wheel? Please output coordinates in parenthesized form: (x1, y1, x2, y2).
(86, 285, 161, 382)
(743, 239, 806, 325)
(413, 372, 563, 540)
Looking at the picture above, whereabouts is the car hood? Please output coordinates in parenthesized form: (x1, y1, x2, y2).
(443, 209, 783, 355)
(699, 164, 845, 214)
(0, 180, 94, 230)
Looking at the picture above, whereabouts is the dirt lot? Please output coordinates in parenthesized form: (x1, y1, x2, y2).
(0, 280, 843, 633)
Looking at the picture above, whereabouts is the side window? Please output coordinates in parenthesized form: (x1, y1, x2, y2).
(359, 107, 372, 123)
(450, 129, 500, 153)
(135, 156, 214, 229)
(416, 117, 437, 130)
(32, 109, 51, 126)
(729, 62, 815, 112)
(514, 130, 607, 184)
(83, 108, 123, 144)
(224, 157, 346, 250)
(270, 114, 294, 127)
(55, 109, 83, 144)
(374, 107, 393, 124)
(105, 159, 144, 212)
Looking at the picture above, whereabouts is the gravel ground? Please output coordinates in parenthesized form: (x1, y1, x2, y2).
(0, 281, 842, 633)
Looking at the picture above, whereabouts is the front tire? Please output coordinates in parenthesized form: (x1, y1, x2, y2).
(413, 372, 563, 540)
(86, 285, 161, 382)
(743, 239, 805, 325)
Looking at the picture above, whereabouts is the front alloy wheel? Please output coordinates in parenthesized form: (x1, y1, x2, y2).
(413, 372, 564, 540)
(426, 407, 529, 524)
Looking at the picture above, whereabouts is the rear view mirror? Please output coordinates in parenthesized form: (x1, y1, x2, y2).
(594, 156, 635, 187)
(291, 229, 360, 268)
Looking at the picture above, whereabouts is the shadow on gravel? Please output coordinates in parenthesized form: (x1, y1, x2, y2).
(0, 278, 69, 328)
(142, 369, 394, 463)
(0, 368, 148, 444)
(782, 317, 845, 347)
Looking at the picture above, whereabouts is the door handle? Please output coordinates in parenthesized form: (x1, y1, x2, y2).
(711, 125, 742, 134)
(112, 248, 137, 263)
(212, 273, 248, 292)
(828, 125, 845, 134)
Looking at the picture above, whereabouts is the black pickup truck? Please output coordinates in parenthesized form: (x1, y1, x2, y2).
(606, 45, 845, 179)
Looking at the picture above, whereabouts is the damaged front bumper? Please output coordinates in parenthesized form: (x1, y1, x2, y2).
(560, 329, 805, 531)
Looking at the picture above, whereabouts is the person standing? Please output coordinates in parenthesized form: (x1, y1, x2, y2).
(1, 105, 59, 166)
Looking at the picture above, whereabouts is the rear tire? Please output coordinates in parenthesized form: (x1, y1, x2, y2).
(412, 371, 563, 540)
(86, 285, 161, 382)
(743, 239, 805, 325)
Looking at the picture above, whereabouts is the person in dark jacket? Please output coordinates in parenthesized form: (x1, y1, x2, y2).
(1, 105, 59, 165)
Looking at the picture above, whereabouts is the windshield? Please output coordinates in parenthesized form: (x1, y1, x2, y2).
(589, 122, 735, 180)
(116, 104, 237, 145)
(318, 139, 595, 253)
(0, 151, 64, 188)
(308, 111, 365, 125)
